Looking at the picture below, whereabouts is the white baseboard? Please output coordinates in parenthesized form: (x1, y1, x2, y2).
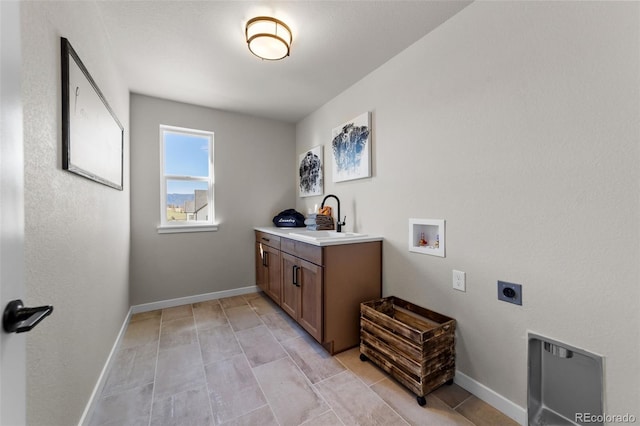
(454, 370, 527, 425)
(130, 285, 259, 314)
(78, 306, 132, 426)
(78, 285, 259, 425)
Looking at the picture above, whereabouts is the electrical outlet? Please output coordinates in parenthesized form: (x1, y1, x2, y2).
(498, 281, 522, 305)
(453, 270, 466, 292)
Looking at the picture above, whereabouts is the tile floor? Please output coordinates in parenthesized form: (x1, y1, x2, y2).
(89, 292, 519, 426)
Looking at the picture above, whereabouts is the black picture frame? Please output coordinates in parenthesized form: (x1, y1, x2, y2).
(61, 37, 124, 190)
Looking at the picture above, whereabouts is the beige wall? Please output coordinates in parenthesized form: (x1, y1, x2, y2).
(129, 94, 295, 305)
(21, 2, 131, 425)
(296, 1, 639, 416)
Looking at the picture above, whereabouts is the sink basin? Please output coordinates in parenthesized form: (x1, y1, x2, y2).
(289, 230, 367, 240)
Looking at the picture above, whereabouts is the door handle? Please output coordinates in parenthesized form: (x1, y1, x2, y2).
(264, 251, 269, 267)
(292, 265, 300, 287)
(3, 299, 53, 333)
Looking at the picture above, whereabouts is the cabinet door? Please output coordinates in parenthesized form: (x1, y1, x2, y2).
(280, 252, 298, 319)
(263, 245, 281, 304)
(297, 258, 323, 342)
(255, 242, 267, 293)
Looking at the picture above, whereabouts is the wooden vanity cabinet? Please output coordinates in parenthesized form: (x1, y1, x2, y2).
(320, 241, 382, 354)
(255, 231, 281, 305)
(255, 230, 382, 354)
(281, 252, 322, 342)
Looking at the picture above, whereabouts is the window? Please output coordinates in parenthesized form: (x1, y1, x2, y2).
(158, 125, 216, 233)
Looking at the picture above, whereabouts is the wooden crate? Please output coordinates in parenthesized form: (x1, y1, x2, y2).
(360, 296, 456, 405)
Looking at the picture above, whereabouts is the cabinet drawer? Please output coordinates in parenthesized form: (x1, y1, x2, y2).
(255, 231, 281, 250)
(281, 238, 322, 265)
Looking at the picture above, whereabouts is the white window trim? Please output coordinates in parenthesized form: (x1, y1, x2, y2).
(158, 124, 217, 233)
(157, 224, 218, 234)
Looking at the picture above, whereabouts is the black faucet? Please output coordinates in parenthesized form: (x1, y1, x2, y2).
(321, 194, 346, 232)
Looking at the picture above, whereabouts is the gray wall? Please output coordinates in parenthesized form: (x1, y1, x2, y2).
(21, 2, 131, 425)
(296, 1, 639, 416)
(130, 95, 295, 305)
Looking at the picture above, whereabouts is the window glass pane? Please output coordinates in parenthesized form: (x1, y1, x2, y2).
(165, 180, 209, 222)
(164, 132, 209, 177)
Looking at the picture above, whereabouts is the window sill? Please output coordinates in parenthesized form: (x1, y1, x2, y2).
(157, 224, 219, 234)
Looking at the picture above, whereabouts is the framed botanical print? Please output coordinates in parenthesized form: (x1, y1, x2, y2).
(331, 112, 371, 182)
(298, 145, 323, 197)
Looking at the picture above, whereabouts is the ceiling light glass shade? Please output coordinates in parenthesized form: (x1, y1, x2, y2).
(245, 16, 292, 61)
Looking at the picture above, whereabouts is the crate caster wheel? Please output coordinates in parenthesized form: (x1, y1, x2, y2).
(359, 353, 369, 362)
(446, 379, 454, 386)
(417, 396, 426, 406)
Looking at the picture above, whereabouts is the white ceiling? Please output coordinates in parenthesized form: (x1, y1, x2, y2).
(96, 1, 471, 123)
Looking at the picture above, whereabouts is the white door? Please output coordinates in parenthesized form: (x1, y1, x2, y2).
(0, 1, 27, 424)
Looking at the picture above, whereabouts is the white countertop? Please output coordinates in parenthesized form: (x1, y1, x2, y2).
(255, 226, 383, 247)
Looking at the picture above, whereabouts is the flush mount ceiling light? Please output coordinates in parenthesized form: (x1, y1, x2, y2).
(245, 16, 292, 61)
